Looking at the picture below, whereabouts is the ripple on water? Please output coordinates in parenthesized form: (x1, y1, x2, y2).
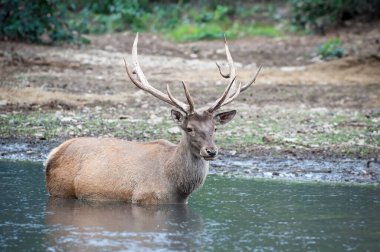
(0, 160, 379, 251)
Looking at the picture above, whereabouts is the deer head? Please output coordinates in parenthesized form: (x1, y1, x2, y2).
(124, 33, 261, 160)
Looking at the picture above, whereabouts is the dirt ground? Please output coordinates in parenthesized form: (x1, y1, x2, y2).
(0, 22, 380, 165)
(1, 21, 380, 108)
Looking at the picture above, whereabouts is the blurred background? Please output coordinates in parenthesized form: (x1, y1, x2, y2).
(0, 0, 379, 160)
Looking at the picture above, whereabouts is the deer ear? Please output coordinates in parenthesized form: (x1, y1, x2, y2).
(214, 110, 236, 125)
(171, 109, 185, 124)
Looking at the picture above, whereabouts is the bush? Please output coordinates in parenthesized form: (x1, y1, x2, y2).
(290, 0, 380, 33)
(317, 38, 345, 60)
(0, 0, 78, 43)
(68, 0, 153, 34)
(0, 0, 283, 43)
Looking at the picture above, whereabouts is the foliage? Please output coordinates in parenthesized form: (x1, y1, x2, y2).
(0, 0, 79, 43)
(0, 0, 284, 43)
(289, 0, 380, 33)
(67, 1, 282, 42)
(2, 0, 380, 44)
(317, 38, 345, 60)
(169, 22, 281, 42)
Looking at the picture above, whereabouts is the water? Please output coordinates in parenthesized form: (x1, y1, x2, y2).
(1, 160, 379, 251)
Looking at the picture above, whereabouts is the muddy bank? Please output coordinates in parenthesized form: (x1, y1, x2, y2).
(213, 155, 380, 184)
(1, 139, 379, 184)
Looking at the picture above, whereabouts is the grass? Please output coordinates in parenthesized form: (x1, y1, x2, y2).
(167, 22, 282, 42)
(69, 2, 284, 42)
(1, 106, 378, 158)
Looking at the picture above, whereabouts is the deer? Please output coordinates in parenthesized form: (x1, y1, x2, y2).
(45, 33, 261, 204)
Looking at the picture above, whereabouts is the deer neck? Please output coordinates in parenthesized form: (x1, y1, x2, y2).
(165, 133, 209, 198)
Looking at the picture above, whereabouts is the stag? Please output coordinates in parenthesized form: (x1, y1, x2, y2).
(45, 34, 261, 204)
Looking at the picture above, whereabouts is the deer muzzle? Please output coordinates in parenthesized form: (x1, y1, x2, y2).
(200, 147, 218, 160)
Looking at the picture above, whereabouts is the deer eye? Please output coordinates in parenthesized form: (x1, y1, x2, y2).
(186, 128, 193, 133)
(214, 128, 217, 132)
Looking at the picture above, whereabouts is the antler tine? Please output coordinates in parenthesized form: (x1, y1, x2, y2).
(125, 33, 189, 112)
(223, 34, 236, 81)
(125, 33, 261, 114)
(208, 35, 241, 113)
(210, 65, 262, 110)
(208, 75, 237, 113)
(240, 64, 262, 92)
(181, 81, 195, 114)
(166, 84, 188, 114)
(124, 58, 143, 87)
(220, 81, 242, 107)
(208, 34, 263, 112)
(215, 62, 230, 78)
(215, 34, 237, 83)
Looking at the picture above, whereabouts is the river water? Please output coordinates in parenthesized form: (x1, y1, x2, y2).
(0, 160, 379, 251)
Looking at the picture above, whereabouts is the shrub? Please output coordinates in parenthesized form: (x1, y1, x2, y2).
(317, 38, 345, 60)
(0, 0, 283, 43)
(290, 0, 380, 33)
(0, 0, 77, 43)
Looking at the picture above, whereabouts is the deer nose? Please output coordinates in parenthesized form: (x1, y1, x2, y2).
(206, 147, 218, 157)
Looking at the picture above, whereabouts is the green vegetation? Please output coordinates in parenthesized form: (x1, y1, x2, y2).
(290, 0, 380, 33)
(317, 38, 345, 60)
(1, 107, 378, 158)
(3, 0, 379, 44)
(169, 22, 281, 42)
(70, 1, 283, 42)
(1, 0, 283, 44)
(0, 0, 80, 43)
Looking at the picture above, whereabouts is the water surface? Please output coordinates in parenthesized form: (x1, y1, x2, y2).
(0, 160, 379, 251)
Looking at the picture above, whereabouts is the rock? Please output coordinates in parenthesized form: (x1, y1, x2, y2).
(357, 139, 365, 145)
(262, 135, 274, 143)
(0, 100, 7, 107)
(168, 127, 181, 134)
(191, 46, 200, 53)
(229, 150, 237, 156)
(104, 45, 116, 51)
(148, 114, 163, 125)
(34, 132, 45, 140)
(54, 111, 63, 119)
(216, 48, 224, 55)
(59, 117, 75, 123)
(263, 172, 272, 178)
(280, 66, 305, 72)
(283, 137, 297, 143)
(310, 56, 322, 63)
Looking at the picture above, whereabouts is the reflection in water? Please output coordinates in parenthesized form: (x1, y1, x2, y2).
(45, 197, 204, 251)
(1, 160, 379, 251)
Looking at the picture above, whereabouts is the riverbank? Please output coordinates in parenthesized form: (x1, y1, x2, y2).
(1, 138, 379, 184)
(1, 25, 379, 184)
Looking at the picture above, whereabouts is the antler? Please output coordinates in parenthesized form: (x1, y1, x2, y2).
(124, 33, 261, 115)
(124, 33, 195, 114)
(208, 35, 262, 113)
